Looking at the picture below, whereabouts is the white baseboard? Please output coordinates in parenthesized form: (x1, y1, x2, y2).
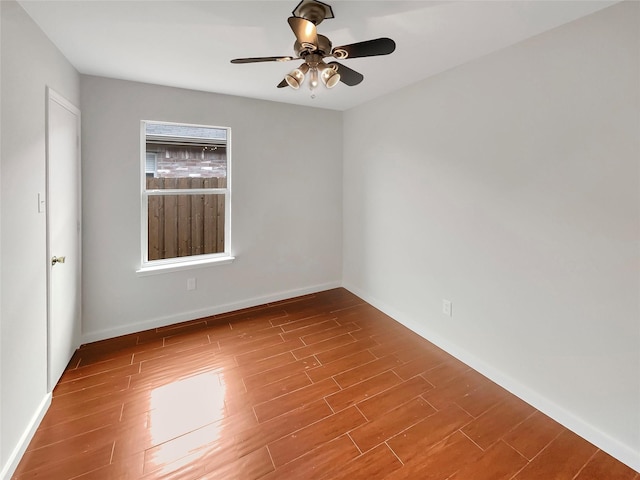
(342, 283, 640, 473)
(82, 281, 342, 344)
(0, 393, 52, 480)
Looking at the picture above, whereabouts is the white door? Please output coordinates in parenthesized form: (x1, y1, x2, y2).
(46, 88, 82, 391)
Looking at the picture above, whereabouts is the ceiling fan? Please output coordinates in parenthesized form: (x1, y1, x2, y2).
(230, 0, 396, 94)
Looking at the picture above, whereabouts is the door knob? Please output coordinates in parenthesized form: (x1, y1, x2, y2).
(51, 255, 66, 266)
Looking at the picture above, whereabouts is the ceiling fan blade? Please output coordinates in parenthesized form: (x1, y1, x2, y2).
(277, 79, 288, 88)
(288, 16, 318, 50)
(332, 38, 396, 59)
(231, 56, 295, 64)
(328, 62, 364, 86)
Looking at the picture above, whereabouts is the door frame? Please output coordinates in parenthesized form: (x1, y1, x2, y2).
(45, 87, 82, 392)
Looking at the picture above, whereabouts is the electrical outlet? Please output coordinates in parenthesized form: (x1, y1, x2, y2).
(442, 299, 452, 317)
(187, 278, 196, 291)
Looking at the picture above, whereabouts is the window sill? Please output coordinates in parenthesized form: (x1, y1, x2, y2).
(136, 255, 235, 276)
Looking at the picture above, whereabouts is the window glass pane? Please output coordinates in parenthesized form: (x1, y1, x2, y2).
(145, 144, 227, 186)
(147, 193, 225, 261)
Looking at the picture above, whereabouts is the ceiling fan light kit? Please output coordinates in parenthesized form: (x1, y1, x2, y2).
(230, 0, 396, 96)
(285, 64, 308, 89)
(321, 65, 340, 88)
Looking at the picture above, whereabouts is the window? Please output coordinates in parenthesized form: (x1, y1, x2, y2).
(145, 152, 157, 176)
(140, 121, 232, 271)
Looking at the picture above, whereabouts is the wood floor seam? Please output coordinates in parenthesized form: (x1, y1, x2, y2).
(571, 449, 601, 480)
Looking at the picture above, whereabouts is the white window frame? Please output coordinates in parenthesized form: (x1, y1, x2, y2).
(137, 120, 234, 275)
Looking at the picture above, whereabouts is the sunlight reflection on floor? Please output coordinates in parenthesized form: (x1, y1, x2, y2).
(147, 371, 228, 472)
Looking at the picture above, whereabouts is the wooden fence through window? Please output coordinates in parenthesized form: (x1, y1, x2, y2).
(147, 177, 226, 261)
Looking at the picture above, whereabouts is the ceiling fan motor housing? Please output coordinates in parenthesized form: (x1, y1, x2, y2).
(295, 34, 332, 58)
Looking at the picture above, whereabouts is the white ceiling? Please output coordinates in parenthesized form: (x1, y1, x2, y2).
(18, 0, 618, 111)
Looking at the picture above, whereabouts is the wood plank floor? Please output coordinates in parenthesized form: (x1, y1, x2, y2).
(13, 288, 639, 479)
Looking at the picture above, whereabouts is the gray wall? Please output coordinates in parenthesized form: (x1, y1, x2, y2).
(343, 1, 639, 470)
(80, 76, 343, 341)
(0, 0, 79, 476)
